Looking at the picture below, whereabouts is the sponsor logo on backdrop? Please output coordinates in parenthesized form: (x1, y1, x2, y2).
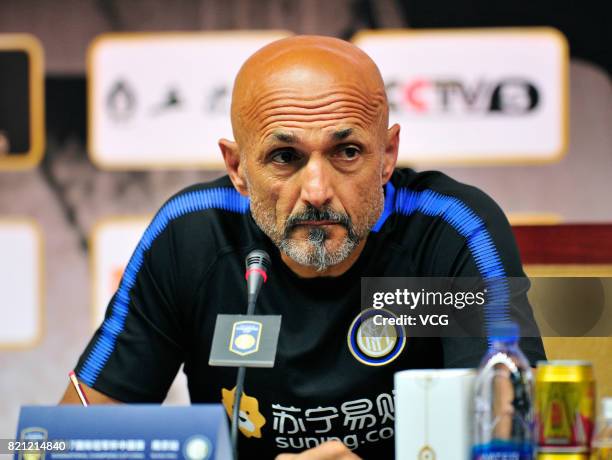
(150, 87, 184, 116)
(106, 80, 230, 123)
(106, 80, 137, 121)
(387, 77, 540, 116)
(206, 85, 230, 115)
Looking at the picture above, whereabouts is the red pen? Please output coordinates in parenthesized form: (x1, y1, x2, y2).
(68, 370, 89, 407)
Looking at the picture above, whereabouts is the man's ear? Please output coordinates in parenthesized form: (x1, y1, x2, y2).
(382, 124, 400, 184)
(219, 138, 249, 196)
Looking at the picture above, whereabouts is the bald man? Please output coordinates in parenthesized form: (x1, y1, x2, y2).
(62, 36, 545, 459)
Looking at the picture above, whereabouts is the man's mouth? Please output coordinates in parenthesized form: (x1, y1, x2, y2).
(296, 220, 339, 226)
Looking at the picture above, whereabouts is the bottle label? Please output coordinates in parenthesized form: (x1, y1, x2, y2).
(472, 443, 533, 460)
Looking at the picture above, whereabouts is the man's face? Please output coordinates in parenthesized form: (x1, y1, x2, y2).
(221, 36, 398, 275)
(241, 84, 386, 272)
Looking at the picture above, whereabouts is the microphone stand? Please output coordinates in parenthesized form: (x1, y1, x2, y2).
(229, 250, 270, 460)
(231, 296, 257, 460)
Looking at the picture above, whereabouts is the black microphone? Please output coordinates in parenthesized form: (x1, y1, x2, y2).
(244, 250, 271, 313)
(230, 249, 271, 460)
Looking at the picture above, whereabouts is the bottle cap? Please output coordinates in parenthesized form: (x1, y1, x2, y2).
(489, 321, 520, 342)
(603, 397, 612, 420)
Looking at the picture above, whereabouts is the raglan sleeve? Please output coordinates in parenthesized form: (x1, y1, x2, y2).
(432, 183, 547, 368)
(73, 211, 186, 402)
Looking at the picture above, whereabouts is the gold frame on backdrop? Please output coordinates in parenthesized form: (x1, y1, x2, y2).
(0, 34, 45, 170)
(352, 27, 570, 167)
(0, 219, 44, 350)
(506, 213, 562, 226)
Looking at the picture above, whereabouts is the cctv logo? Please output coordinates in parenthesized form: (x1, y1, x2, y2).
(386, 77, 540, 116)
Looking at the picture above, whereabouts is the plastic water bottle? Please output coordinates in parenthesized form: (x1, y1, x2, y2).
(473, 322, 535, 460)
(591, 398, 612, 460)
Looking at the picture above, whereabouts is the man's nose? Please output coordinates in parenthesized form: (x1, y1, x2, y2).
(299, 156, 334, 209)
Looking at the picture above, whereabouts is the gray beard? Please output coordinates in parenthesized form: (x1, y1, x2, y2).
(246, 171, 385, 273)
(278, 226, 360, 272)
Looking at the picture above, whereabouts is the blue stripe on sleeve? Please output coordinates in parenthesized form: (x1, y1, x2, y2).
(373, 185, 511, 336)
(79, 187, 249, 387)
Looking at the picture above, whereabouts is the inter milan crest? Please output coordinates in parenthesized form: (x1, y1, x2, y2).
(229, 320, 262, 356)
(347, 308, 406, 366)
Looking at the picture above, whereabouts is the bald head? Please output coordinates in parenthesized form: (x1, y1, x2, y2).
(230, 35, 389, 146)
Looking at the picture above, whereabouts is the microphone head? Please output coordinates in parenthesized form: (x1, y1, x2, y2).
(245, 249, 271, 273)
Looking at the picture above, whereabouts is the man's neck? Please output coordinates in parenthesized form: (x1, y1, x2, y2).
(280, 239, 367, 278)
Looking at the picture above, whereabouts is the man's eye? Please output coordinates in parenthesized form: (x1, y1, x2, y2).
(338, 146, 361, 160)
(270, 149, 298, 164)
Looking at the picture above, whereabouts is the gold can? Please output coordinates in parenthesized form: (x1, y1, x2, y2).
(537, 454, 588, 460)
(536, 360, 596, 449)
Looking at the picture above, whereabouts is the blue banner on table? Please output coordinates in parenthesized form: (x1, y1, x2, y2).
(15, 404, 230, 459)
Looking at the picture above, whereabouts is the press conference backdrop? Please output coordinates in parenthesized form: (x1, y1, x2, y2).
(1, 0, 611, 449)
(87, 29, 568, 168)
